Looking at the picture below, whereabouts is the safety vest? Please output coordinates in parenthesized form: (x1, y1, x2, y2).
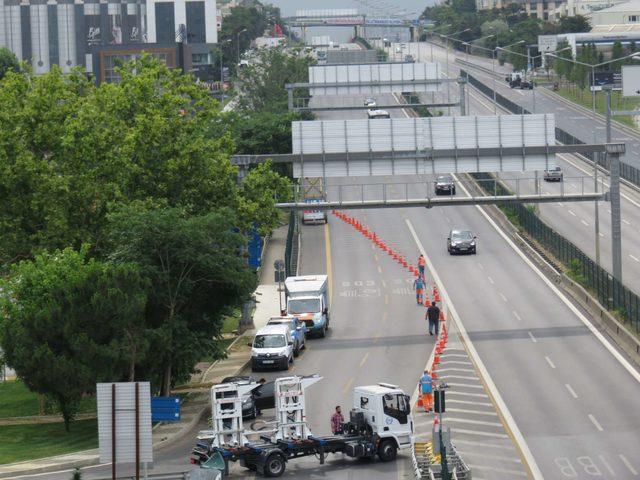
(418, 256, 426, 266)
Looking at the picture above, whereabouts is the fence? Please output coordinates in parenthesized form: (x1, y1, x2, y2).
(461, 70, 640, 189)
(472, 172, 640, 333)
(284, 210, 298, 277)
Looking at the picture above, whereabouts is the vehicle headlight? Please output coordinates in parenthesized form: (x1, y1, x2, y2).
(471, 241, 476, 246)
(242, 396, 251, 405)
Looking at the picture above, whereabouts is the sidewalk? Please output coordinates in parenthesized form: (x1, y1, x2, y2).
(0, 225, 288, 479)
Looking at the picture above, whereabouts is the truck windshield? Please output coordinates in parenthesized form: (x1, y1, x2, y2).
(288, 299, 321, 314)
(254, 334, 286, 348)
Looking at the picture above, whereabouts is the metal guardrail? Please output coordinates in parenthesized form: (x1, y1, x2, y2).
(472, 171, 640, 333)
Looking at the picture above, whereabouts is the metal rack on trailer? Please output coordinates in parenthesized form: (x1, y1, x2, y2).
(191, 375, 414, 477)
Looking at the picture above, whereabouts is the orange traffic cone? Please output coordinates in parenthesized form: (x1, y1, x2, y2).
(439, 310, 445, 322)
(417, 396, 424, 408)
(434, 288, 441, 302)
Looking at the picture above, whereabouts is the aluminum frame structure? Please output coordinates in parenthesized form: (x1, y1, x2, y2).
(272, 375, 322, 442)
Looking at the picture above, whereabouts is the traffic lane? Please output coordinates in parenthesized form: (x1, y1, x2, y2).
(241, 199, 431, 478)
(405, 190, 640, 478)
(310, 92, 407, 120)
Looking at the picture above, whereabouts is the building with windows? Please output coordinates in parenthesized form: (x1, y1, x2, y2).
(0, 0, 217, 80)
(588, 0, 640, 24)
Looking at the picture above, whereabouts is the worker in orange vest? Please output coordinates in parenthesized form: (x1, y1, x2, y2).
(413, 276, 425, 305)
(419, 370, 434, 412)
(418, 254, 426, 278)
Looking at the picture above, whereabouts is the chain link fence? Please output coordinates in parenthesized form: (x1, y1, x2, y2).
(472, 172, 640, 333)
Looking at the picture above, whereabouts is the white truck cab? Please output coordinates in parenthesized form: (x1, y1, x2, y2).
(251, 324, 294, 371)
(352, 383, 414, 452)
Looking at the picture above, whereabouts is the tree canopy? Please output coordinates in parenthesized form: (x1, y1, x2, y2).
(0, 47, 19, 80)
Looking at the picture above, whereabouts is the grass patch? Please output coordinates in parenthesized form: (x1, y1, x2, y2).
(222, 308, 240, 334)
(0, 419, 98, 465)
(556, 86, 639, 129)
(0, 381, 96, 419)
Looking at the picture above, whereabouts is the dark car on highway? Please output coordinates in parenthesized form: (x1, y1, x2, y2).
(435, 175, 456, 195)
(447, 229, 477, 255)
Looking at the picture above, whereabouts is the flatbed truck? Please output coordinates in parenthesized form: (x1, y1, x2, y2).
(191, 376, 414, 477)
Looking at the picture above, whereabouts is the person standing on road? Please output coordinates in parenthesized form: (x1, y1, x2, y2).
(418, 254, 426, 278)
(330, 406, 344, 434)
(426, 301, 440, 336)
(419, 370, 434, 412)
(413, 276, 425, 305)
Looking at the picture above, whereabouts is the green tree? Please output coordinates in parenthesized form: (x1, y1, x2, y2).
(236, 47, 312, 112)
(0, 248, 148, 430)
(558, 15, 590, 33)
(106, 204, 256, 395)
(0, 47, 19, 80)
(611, 40, 625, 72)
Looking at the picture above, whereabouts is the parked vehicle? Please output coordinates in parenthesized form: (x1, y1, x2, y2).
(285, 275, 329, 337)
(544, 166, 563, 182)
(435, 175, 456, 195)
(267, 316, 307, 356)
(221, 376, 260, 419)
(192, 377, 414, 478)
(251, 324, 294, 371)
(447, 229, 477, 255)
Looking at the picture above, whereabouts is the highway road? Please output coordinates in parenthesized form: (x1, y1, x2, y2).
(403, 40, 640, 294)
(307, 76, 640, 478)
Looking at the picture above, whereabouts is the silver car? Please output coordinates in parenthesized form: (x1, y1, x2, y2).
(544, 166, 563, 182)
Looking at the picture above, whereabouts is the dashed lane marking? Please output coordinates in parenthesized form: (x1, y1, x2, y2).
(568, 210, 576, 216)
(451, 428, 509, 439)
(446, 382, 485, 390)
(565, 383, 579, 399)
(513, 310, 522, 322)
(437, 368, 476, 373)
(620, 454, 639, 475)
(588, 414, 604, 432)
(581, 219, 589, 227)
(458, 450, 522, 463)
(378, 265, 382, 274)
(446, 417, 504, 427)
(528, 331, 538, 343)
(440, 375, 480, 381)
(446, 391, 490, 398)
(623, 218, 631, 225)
(545, 356, 556, 369)
(359, 352, 370, 368)
(468, 465, 528, 477)
(487, 276, 495, 284)
(630, 254, 640, 262)
(440, 353, 470, 359)
(342, 377, 354, 394)
(499, 293, 508, 302)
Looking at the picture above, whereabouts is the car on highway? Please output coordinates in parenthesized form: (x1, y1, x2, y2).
(544, 166, 564, 182)
(267, 316, 307, 357)
(251, 324, 294, 371)
(364, 97, 377, 107)
(302, 198, 327, 224)
(367, 109, 391, 119)
(447, 229, 477, 255)
(435, 175, 456, 195)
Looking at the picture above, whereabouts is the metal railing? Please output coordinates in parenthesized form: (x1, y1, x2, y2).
(461, 69, 640, 190)
(472, 172, 640, 333)
(284, 210, 298, 277)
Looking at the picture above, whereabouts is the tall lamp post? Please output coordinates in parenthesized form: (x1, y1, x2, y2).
(237, 28, 247, 66)
(217, 38, 232, 106)
(435, 28, 471, 114)
(545, 50, 640, 267)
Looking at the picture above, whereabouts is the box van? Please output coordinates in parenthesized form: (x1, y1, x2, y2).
(251, 324, 294, 371)
(285, 275, 329, 337)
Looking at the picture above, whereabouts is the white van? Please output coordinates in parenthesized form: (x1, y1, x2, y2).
(251, 324, 294, 371)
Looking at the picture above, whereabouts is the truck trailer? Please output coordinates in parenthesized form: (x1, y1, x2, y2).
(191, 375, 414, 477)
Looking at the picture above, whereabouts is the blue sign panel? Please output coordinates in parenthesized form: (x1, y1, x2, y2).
(247, 228, 263, 269)
(151, 397, 181, 423)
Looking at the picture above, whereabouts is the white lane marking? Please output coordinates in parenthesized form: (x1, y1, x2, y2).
(440, 374, 480, 381)
(565, 383, 579, 399)
(487, 276, 495, 284)
(446, 417, 504, 428)
(437, 367, 475, 373)
(545, 356, 556, 369)
(378, 265, 382, 274)
(446, 382, 485, 389)
(446, 391, 490, 398)
(528, 331, 538, 343)
(451, 428, 509, 439)
(457, 450, 522, 463)
(447, 399, 493, 407)
(440, 353, 469, 358)
(588, 413, 604, 431)
(513, 310, 523, 322)
(381, 279, 387, 288)
(623, 219, 631, 225)
(467, 465, 527, 477)
(443, 360, 474, 366)
(477, 262, 484, 270)
(599, 455, 617, 476)
(359, 352, 369, 368)
(406, 219, 544, 480)
(568, 209, 577, 216)
(620, 454, 639, 475)
(450, 177, 640, 386)
(454, 438, 517, 450)
(581, 219, 589, 227)
(630, 254, 640, 262)
(447, 407, 499, 416)
(599, 232, 605, 237)
(499, 292, 508, 302)
(557, 202, 564, 207)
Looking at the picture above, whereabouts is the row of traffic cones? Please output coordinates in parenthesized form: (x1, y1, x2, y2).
(331, 210, 424, 278)
(428, 323, 449, 417)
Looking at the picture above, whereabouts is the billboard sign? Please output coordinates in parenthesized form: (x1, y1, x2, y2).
(538, 35, 558, 53)
(622, 65, 640, 96)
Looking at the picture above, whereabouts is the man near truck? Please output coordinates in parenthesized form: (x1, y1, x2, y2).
(330, 406, 344, 434)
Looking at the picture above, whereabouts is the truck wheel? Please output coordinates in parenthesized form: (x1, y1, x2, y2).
(377, 440, 397, 462)
(264, 452, 286, 477)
